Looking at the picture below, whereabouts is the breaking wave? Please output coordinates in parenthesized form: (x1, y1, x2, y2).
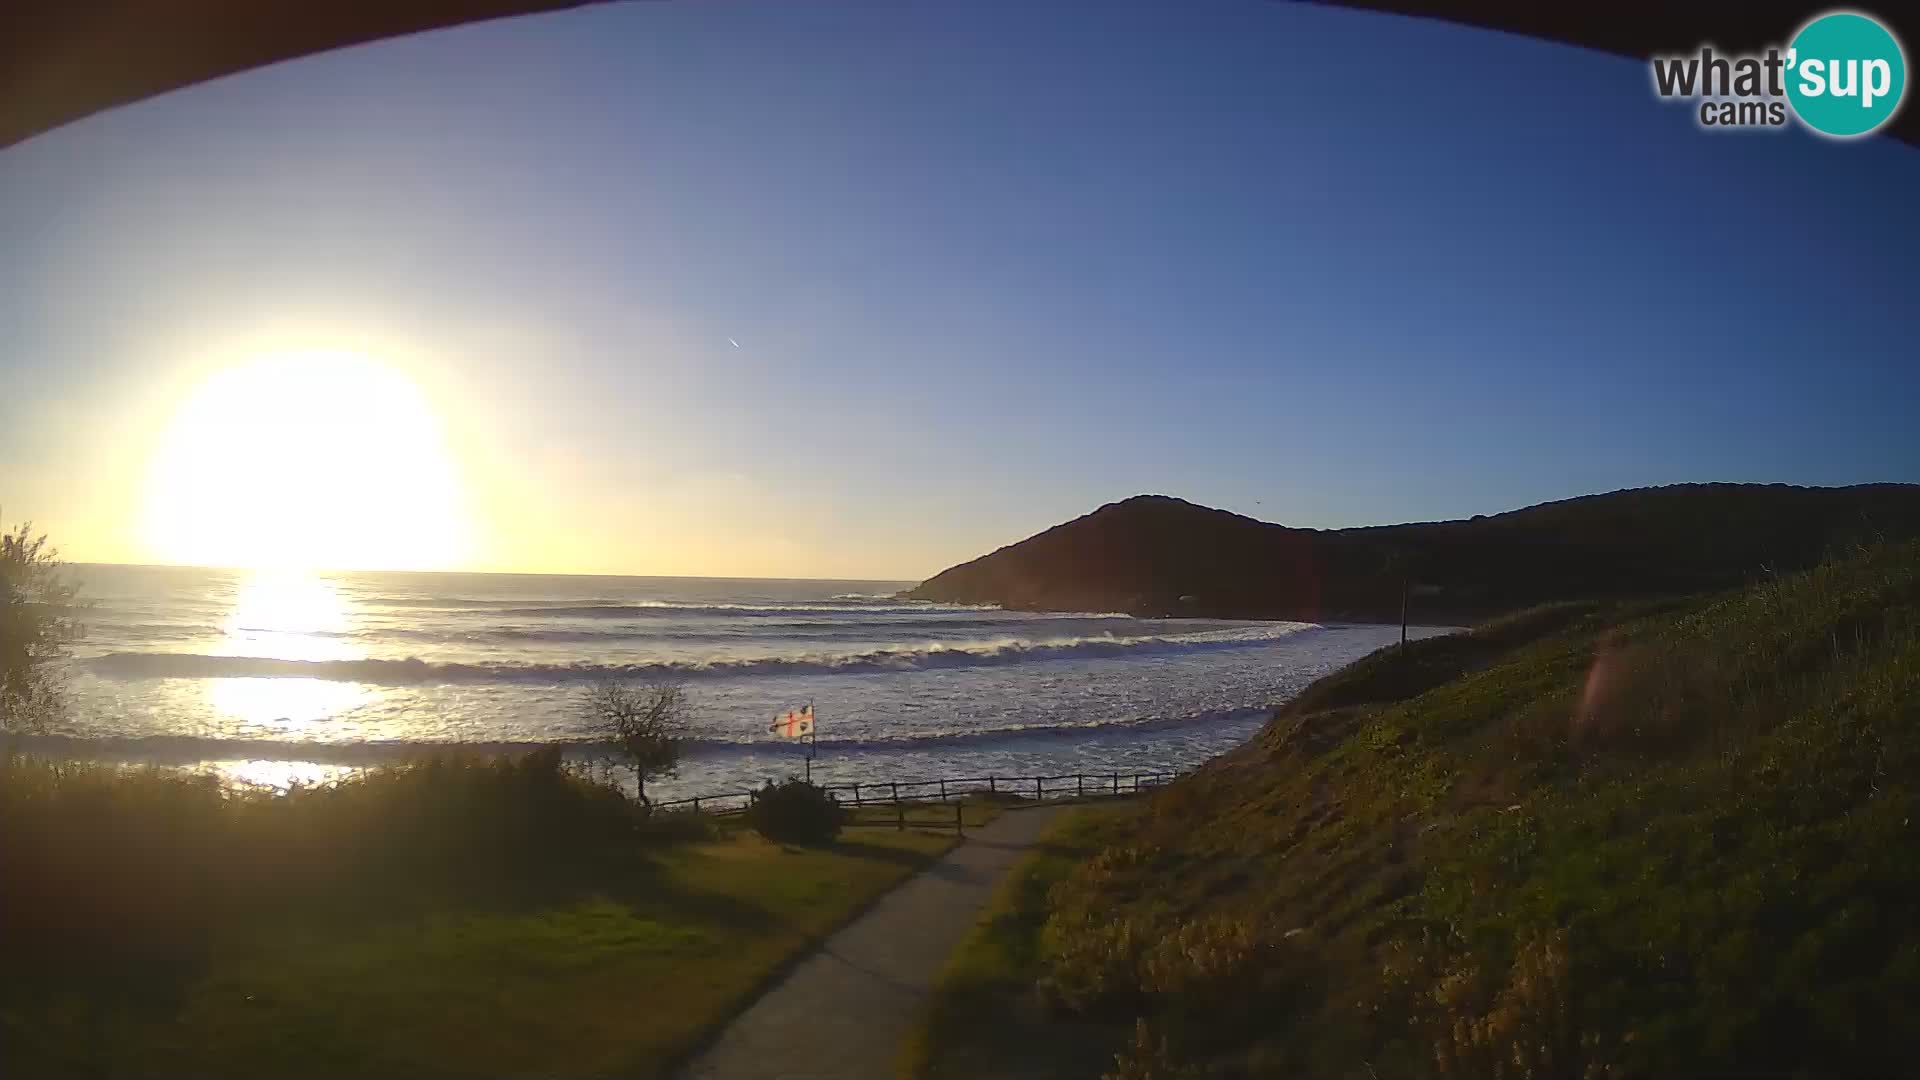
(325, 613, 1140, 643)
(360, 598, 995, 617)
(85, 624, 1319, 685)
(19, 706, 1274, 766)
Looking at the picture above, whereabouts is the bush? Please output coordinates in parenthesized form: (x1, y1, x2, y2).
(1, 521, 80, 732)
(1038, 909, 1155, 1014)
(0, 747, 643, 972)
(745, 778, 845, 845)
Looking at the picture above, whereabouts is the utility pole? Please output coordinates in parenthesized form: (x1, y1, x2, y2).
(1401, 574, 1409, 650)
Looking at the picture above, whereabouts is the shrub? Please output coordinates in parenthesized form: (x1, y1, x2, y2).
(1036, 841, 1168, 1013)
(1038, 909, 1156, 1014)
(0, 521, 80, 732)
(0, 747, 643, 972)
(745, 778, 845, 845)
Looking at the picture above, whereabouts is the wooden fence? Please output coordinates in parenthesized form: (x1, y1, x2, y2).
(652, 769, 1184, 825)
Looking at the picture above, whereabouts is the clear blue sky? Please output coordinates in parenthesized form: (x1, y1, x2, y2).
(2, 0, 1916, 578)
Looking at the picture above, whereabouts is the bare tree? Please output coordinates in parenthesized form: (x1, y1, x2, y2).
(1, 521, 80, 734)
(580, 679, 691, 810)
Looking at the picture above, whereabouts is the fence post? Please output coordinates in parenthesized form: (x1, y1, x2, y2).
(644, 767, 1182, 825)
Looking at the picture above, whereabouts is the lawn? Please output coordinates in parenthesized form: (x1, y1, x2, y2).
(897, 801, 1140, 1080)
(5, 824, 958, 1079)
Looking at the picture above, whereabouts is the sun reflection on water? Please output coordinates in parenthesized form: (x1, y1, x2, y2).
(221, 570, 351, 660)
(206, 677, 370, 729)
(211, 758, 357, 791)
(208, 570, 376, 727)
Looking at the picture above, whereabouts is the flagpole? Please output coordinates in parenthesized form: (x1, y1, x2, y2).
(805, 697, 817, 785)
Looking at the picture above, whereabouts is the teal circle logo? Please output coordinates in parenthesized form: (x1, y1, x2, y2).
(1786, 11, 1907, 137)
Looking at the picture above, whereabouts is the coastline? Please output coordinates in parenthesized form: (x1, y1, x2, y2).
(26, 622, 1464, 797)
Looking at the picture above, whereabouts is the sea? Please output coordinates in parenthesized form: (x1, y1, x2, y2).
(35, 565, 1453, 799)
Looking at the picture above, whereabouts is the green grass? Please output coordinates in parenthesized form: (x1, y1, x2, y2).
(1007, 541, 1920, 1078)
(0, 755, 959, 1079)
(898, 802, 1140, 1080)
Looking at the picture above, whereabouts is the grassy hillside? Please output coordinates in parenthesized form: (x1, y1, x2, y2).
(926, 541, 1920, 1078)
(907, 483, 1920, 621)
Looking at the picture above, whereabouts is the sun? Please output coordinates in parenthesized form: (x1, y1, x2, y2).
(141, 350, 474, 571)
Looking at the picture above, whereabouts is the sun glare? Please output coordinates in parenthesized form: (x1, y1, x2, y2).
(210, 569, 373, 728)
(222, 570, 353, 662)
(141, 350, 474, 571)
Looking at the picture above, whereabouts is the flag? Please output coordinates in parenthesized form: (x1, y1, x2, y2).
(769, 704, 815, 738)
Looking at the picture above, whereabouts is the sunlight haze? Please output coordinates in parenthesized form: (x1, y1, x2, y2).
(2, 0, 1915, 579)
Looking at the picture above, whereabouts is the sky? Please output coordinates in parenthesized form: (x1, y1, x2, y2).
(2, 0, 1917, 580)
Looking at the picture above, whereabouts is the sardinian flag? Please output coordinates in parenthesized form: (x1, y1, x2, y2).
(769, 704, 815, 738)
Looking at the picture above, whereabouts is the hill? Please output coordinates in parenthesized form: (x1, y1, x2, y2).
(916, 541, 1920, 1078)
(907, 484, 1920, 621)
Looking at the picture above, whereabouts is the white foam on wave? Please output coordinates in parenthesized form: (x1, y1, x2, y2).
(15, 704, 1275, 766)
(57, 565, 1459, 799)
(84, 623, 1320, 684)
(364, 598, 999, 617)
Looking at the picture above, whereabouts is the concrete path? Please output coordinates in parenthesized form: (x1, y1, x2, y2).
(678, 806, 1064, 1080)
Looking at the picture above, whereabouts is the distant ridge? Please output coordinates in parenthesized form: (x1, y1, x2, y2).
(907, 484, 1920, 621)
